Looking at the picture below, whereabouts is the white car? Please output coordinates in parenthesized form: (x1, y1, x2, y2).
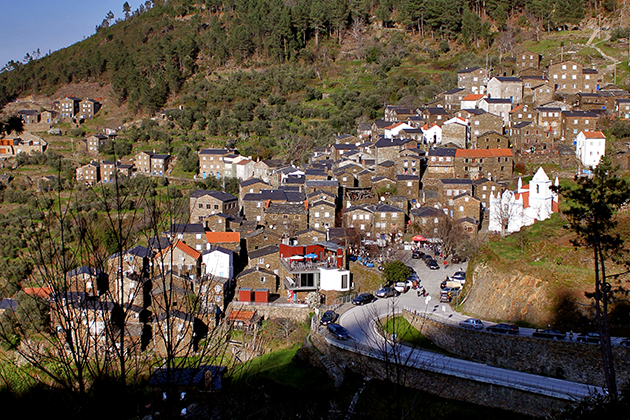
(393, 282, 408, 293)
(459, 318, 484, 330)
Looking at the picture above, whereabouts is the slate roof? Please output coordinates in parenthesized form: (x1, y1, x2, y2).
(428, 148, 457, 157)
(190, 189, 238, 202)
(249, 245, 279, 259)
(563, 111, 598, 118)
(265, 202, 307, 215)
(169, 223, 206, 234)
(439, 178, 473, 185)
(396, 175, 420, 181)
(199, 148, 229, 155)
(494, 76, 522, 82)
(240, 178, 268, 187)
(457, 67, 482, 74)
(410, 207, 445, 218)
(237, 266, 277, 278)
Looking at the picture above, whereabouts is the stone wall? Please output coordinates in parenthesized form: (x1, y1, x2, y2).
(228, 301, 311, 322)
(402, 310, 630, 389)
(307, 328, 571, 417)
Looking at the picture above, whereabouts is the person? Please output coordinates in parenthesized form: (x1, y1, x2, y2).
(569, 331, 573, 341)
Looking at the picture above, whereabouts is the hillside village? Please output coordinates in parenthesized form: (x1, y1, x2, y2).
(0, 46, 626, 363)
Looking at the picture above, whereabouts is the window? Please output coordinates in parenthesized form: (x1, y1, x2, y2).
(407, 181, 412, 187)
(260, 276, 266, 283)
(314, 212, 320, 217)
(324, 212, 330, 217)
(258, 257, 264, 264)
(375, 222, 380, 228)
(392, 213, 398, 218)
(572, 74, 577, 80)
(381, 213, 386, 218)
(352, 214, 357, 220)
(198, 204, 203, 208)
(360, 224, 365, 230)
(459, 206, 464, 212)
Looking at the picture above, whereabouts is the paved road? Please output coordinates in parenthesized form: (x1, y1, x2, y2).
(327, 249, 605, 400)
(334, 294, 603, 400)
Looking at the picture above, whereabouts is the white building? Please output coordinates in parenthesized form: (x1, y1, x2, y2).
(488, 167, 558, 234)
(318, 267, 352, 292)
(575, 130, 606, 168)
(384, 122, 414, 139)
(202, 247, 233, 279)
(460, 94, 485, 110)
(422, 123, 442, 145)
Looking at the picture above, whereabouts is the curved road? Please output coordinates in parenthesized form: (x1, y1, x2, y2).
(334, 293, 603, 401)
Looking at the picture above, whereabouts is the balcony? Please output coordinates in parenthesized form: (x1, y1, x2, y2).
(280, 257, 337, 273)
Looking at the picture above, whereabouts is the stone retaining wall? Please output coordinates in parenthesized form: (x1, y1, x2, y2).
(228, 302, 311, 322)
(307, 329, 570, 417)
(402, 310, 630, 388)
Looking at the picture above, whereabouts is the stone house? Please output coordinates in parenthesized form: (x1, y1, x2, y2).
(396, 175, 420, 202)
(79, 98, 101, 119)
(150, 154, 170, 176)
(60, 96, 80, 119)
(87, 134, 108, 155)
(469, 112, 504, 140)
(371, 119, 390, 138)
(101, 161, 116, 183)
(536, 107, 563, 137)
(509, 104, 537, 128)
(304, 180, 339, 196)
(166, 223, 208, 252)
(424, 148, 457, 187)
(40, 110, 57, 124)
(248, 245, 280, 273)
(66, 266, 109, 297)
(204, 231, 241, 252)
(245, 228, 282, 252)
(153, 241, 201, 279)
(375, 160, 397, 179)
(309, 200, 336, 230)
(410, 206, 446, 237)
(384, 106, 416, 122)
(304, 169, 328, 181)
(17, 110, 39, 124)
(398, 150, 423, 176)
(198, 148, 229, 179)
(76, 161, 100, 185)
(307, 190, 337, 206)
(532, 81, 555, 104)
(436, 88, 471, 113)
(189, 190, 239, 223)
(451, 193, 481, 223)
(438, 179, 473, 206)
(263, 202, 308, 237)
(135, 151, 153, 175)
(331, 144, 357, 160)
(357, 169, 375, 187)
(295, 228, 327, 245)
(454, 148, 514, 181)
(372, 203, 406, 237)
(457, 67, 487, 94)
(473, 178, 505, 210)
(441, 117, 468, 148)
(581, 68, 600, 93)
(479, 98, 512, 125)
(562, 111, 599, 141)
(242, 189, 287, 223)
(516, 50, 541, 70)
(252, 159, 284, 184)
(548, 60, 583, 93)
(371, 176, 396, 195)
(343, 206, 374, 238)
(471, 131, 510, 150)
(373, 137, 413, 164)
(202, 213, 230, 232)
(388, 195, 409, 213)
(510, 121, 553, 152)
(419, 107, 449, 126)
(152, 310, 199, 358)
(236, 266, 279, 294)
(456, 217, 481, 235)
(333, 166, 359, 188)
(616, 98, 630, 119)
(486, 77, 523, 103)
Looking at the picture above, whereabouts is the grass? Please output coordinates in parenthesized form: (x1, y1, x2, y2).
(349, 261, 384, 292)
(381, 316, 445, 353)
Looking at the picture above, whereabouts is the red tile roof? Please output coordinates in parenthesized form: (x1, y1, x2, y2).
(23, 287, 53, 299)
(155, 240, 201, 260)
(206, 231, 240, 244)
(581, 131, 606, 139)
(462, 94, 484, 101)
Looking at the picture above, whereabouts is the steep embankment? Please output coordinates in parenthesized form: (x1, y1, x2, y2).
(460, 214, 607, 327)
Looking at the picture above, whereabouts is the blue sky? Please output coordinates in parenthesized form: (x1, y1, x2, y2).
(0, 1, 140, 67)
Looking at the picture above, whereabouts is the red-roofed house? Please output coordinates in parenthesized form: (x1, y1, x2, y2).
(384, 122, 414, 139)
(205, 231, 241, 252)
(460, 94, 485, 110)
(575, 130, 606, 168)
(422, 123, 442, 144)
(154, 241, 201, 278)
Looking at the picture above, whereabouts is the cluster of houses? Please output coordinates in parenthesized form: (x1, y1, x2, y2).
(16, 95, 102, 126)
(7, 51, 625, 360)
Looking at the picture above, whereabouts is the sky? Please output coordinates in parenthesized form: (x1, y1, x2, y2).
(0, 1, 140, 67)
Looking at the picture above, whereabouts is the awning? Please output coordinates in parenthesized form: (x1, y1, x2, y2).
(412, 235, 427, 242)
(290, 255, 304, 260)
(304, 253, 318, 259)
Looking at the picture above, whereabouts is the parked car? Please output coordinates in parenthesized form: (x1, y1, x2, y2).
(412, 250, 424, 259)
(428, 260, 440, 270)
(327, 323, 350, 340)
(532, 329, 566, 340)
(320, 310, 339, 325)
(376, 287, 398, 298)
(352, 293, 375, 305)
(451, 271, 466, 281)
(576, 332, 600, 344)
(442, 286, 461, 296)
(459, 318, 484, 330)
(393, 282, 409, 294)
(439, 292, 452, 303)
(486, 323, 519, 334)
(620, 338, 630, 347)
(423, 255, 433, 264)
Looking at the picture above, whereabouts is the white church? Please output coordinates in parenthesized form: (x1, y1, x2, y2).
(488, 167, 559, 234)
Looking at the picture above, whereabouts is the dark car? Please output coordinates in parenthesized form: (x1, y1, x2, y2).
(620, 338, 630, 347)
(376, 287, 398, 298)
(327, 323, 350, 340)
(320, 310, 339, 325)
(439, 292, 452, 303)
(428, 260, 440, 270)
(423, 255, 433, 264)
(487, 323, 520, 334)
(412, 250, 424, 259)
(533, 329, 566, 340)
(577, 332, 600, 344)
(352, 293, 375, 305)
(451, 271, 466, 281)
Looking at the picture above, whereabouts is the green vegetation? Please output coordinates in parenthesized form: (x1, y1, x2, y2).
(381, 316, 444, 353)
(383, 260, 412, 285)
